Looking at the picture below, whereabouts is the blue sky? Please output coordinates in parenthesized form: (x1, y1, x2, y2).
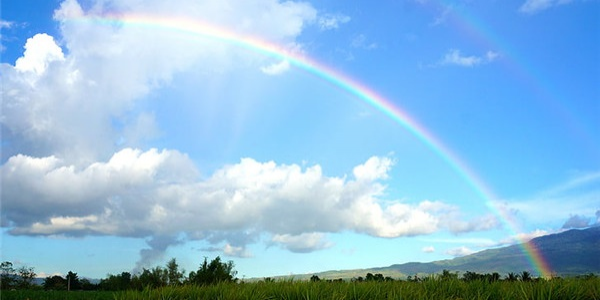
(1, 0, 599, 279)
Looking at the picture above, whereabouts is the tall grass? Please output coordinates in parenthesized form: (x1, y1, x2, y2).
(3, 277, 598, 300)
(111, 277, 599, 300)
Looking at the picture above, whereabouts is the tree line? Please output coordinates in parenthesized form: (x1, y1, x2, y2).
(0, 256, 237, 291)
(2, 258, 597, 291)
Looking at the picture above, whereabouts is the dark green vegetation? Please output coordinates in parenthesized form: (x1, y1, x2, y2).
(3, 274, 599, 300)
(1, 290, 114, 300)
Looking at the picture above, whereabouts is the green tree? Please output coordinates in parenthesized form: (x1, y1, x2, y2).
(310, 275, 321, 282)
(66, 271, 81, 290)
(1, 261, 15, 289)
(166, 258, 184, 286)
(16, 265, 36, 289)
(188, 256, 237, 285)
(80, 278, 98, 290)
(100, 272, 132, 291)
(44, 275, 67, 290)
(134, 267, 167, 288)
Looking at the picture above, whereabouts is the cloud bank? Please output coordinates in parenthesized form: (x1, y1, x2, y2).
(2, 152, 494, 240)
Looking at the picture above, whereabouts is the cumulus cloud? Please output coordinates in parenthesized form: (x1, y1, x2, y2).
(519, 0, 574, 14)
(439, 49, 499, 67)
(14, 34, 65, 75)
(317, 13, 350, 30)
(445, 246, 475, 257)
(1, 150, 494, 267)
(1, 0, 317, 164)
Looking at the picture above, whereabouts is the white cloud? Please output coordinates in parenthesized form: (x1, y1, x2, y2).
(439, 49, 499, 67)
(260, 59, 290, 75)
(352, 156, 393, 182)
(2, 151, 495, 254)
(223, 244, 253, 258)
(272, 233, 333, 253)
(519, 0, 574, 14)
(422, 246, 435, 253)
(15, 34, 65, 75)
(317, 13, 350, 30)
(445, 246, 475, 257)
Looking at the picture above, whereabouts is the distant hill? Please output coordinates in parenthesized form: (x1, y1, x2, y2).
(284, 226, 600, 280)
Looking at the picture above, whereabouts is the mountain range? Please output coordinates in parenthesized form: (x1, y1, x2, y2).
(282, 226, 600, 280)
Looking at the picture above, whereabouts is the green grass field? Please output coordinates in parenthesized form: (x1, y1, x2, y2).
(2, 277, 598, 300)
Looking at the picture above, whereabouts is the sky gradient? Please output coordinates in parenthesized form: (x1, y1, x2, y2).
(1, 0, 599, 279)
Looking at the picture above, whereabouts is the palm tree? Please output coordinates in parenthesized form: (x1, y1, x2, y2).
(520, 271, 532, 282)
(505, 272, 518, 282)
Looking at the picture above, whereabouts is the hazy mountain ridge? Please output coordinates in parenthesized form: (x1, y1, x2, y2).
(286, 227, 600, 280)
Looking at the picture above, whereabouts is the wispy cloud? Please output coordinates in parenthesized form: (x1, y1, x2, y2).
(422, 246, 435, 253)
(429, 5, 452, 26)
(519, 0, 574, 14)
(0, 20, 13, 29)
(439, 49, 499, 67)
(318, 13, 350, 30)
(492, 171, 600, 226)
(260, 59, 290, 75)
(496, 229, 551, 246)
(351, 34, 377, 50)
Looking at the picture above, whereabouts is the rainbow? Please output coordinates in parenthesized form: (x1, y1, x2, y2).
(421, 2, 559, 277)
(66, 12, 552, 277)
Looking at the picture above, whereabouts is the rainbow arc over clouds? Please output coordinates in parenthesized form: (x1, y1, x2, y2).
(69, 13, 552, 277)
